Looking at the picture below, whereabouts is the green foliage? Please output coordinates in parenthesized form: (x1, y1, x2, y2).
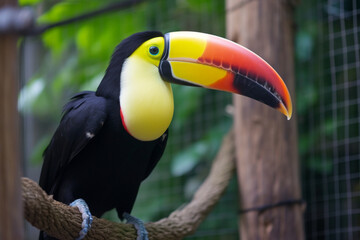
(30, 135, 52, 165)
(186, 0, 217, 12)
(19, 0, 41, 6)
(171, 117, 232, 176)
(19, 77, 46, 115)
(171, 86, 205, 131)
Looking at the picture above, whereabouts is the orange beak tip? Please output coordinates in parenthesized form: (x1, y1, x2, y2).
(278, 102, 292, 120)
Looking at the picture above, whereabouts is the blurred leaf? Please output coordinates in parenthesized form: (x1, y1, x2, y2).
(322, 119, 336, 136)
(296, 31, 314, 62)
(102, 209, 120, 222)
(19, 0, 41, 6)
(18, 77, 45, 114)
(296, 84, 318, 115)
(79, 73, 103, 91)
(186, 0, 214, 12)
(76, 25, 94, 51)
(172, 85, 204, 131)
(38, 1, 102, 24)
(299, 133, 313, 155)
(184, 177, 202, 198)
(305, 157, 333, 174)
(171, 141, 208, 176)
(171, 117, 232, 176)
(42, 28, 72, 57)
(134, 196, 170, 221)
(30, 134, 52, 165)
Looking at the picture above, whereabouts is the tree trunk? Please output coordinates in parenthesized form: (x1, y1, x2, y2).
(0, 0, 23, 239)
(226, 0, 304, 239)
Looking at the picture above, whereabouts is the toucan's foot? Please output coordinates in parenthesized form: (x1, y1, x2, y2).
(70, 199, 93, 240)
(123, 212, 148, 240)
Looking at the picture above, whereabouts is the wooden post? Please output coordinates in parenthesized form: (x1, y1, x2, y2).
(0, 0, 23, 239)
(226, 0, 304, 239)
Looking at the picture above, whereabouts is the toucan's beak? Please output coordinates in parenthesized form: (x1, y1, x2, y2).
(159, 31, 292, 120)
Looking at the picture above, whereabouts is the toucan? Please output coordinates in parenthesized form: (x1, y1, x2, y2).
(39, 31, 292, 240)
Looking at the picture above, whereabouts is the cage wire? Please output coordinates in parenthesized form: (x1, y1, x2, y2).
(296, 0, 360, 239)
(21, 0, 238, 239)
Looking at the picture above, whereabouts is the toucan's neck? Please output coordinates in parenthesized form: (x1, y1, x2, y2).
(96, 56, 123, 100)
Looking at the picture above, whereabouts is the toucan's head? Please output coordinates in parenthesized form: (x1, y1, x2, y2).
(97, 31, 292, 141)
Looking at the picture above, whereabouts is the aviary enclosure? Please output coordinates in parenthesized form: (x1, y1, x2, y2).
(0, 0, 359, 239)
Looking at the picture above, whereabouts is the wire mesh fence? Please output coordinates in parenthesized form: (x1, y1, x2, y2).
(296, 0, 360, 239)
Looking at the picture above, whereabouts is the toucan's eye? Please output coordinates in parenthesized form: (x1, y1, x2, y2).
(149, 46, 159, 56)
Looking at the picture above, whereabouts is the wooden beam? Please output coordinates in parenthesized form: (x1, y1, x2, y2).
(226, 0, 304, 239)
(0, 0, 23, 239)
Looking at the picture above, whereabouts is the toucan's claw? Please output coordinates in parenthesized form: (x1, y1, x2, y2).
(123, 212, 149, 240)
(70, 198, 93, 240)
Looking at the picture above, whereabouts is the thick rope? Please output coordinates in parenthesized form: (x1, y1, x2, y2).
(23, 129, 235, 240)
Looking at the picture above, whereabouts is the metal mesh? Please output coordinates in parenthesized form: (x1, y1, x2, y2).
(297, 0, 360, 239)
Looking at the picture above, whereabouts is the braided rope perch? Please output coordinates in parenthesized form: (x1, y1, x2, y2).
(22, 130, 235, 240)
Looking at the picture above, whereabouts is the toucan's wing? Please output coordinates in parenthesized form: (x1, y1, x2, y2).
(39, 91, 107, 193)
(142, 130, 169, 181)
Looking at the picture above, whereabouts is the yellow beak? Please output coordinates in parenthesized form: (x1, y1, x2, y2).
(159, 31, 292, 120)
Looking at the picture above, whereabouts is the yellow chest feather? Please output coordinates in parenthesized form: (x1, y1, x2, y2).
(120, 56, 174, 141)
